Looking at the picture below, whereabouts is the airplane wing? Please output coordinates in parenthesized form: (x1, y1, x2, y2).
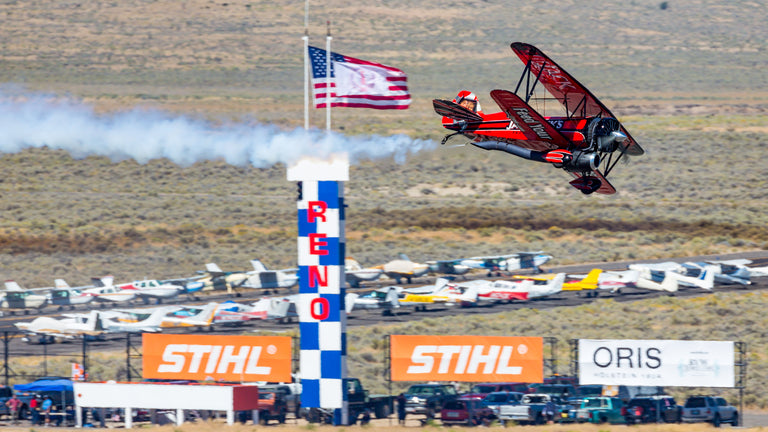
(510, 42, 643, 156)
(490, 89, 570, 151)
(433, 99, 484, 123)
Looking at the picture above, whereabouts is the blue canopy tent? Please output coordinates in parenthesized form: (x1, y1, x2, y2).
(14, 377, 74, 408)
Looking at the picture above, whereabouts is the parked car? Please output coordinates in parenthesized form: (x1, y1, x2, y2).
(440, 397, 495, 426)
(574, 396, 625, 424)
(622, 395, 681, 424)
(403, 383, 458, 420)
(681, 395, 739, 427)
(481, 391, 523, 414)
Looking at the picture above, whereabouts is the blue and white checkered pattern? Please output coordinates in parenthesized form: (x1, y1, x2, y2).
(298, 181, 347, 410)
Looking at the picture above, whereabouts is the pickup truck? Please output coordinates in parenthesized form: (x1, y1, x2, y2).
(258, 383, 303, 418)
(573, 396, 625, 424)
(256, 391, 288, 424)
(305, 378, 393, 424)
(403, 383, 459, 420)
(681, 395, 739, 427)
(497, 393, 566, 425)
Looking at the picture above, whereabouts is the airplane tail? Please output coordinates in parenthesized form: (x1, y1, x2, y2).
(266, 297, 291, 319)
(345, 293, 359, 314)
(581, 269, 602, 288)
(205, 263, 223, 273)
(86, 310, 104, 331)
(250, 259, 268, 272)
(4, 281, 23, 292)
(549, 273, 566, 293)
(637, 274, 679, 293)
(398, 253, 411, 262)
(195, 302, 219, 325)
(54, 279, 70, 289)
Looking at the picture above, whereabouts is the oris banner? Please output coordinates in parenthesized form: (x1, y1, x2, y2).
(390, 335, 543, 382)
(578, 339, 735, 387)
(143, 334, 292, 382)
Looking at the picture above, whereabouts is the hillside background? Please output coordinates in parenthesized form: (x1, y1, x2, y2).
(0, 0, 768, 406)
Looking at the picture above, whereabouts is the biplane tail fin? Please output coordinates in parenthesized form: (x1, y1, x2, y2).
(433, 99, 484, 123)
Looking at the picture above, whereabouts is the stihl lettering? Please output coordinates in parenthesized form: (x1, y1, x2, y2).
(407, 345, 524, 375)
(156, 344, 272, 375)
(308, 233, 329, 255)
(307, 201, 328, 223)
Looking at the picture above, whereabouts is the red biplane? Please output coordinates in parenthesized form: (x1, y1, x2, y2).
(434, 42, 644, 195)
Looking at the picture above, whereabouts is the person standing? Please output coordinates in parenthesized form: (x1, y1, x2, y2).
(41, 395, 53, 426)
(5, 394, 21, 424)
(397, 393, 407, 425)
(29, 395, 40, 425)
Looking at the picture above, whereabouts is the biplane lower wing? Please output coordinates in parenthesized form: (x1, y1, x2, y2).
(433, 99, 484, 123)
(569, 170, 616, 195)
(490, 89, 570, 151)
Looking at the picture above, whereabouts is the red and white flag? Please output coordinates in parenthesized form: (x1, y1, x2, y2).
(308, 46, 411, 110)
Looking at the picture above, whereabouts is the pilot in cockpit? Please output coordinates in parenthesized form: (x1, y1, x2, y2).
(453, 90, 483, 114)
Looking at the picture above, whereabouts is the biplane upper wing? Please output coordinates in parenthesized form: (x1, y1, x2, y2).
(490, 89, 570, 151)
(433, 99, 484, 123)
(510, 42, 643, 156)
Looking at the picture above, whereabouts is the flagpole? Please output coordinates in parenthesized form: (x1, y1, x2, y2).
(325, 20, 332, 132)
(303, 32, 309, 131)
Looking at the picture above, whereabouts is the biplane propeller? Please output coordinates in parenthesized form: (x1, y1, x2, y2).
(434, 42, 644, 195)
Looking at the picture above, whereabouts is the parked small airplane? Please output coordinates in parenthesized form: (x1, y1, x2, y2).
(345, 258, 384, 288)
(349, 286, 401, 315)
(568, 270, 640, 293)
(99, 307, 170, 333)
(158, 302, 219, 328)
(519, 269, 602, 296)
(1, 281, 50, 313)
(117, 279, 184, 302)
(453, 252, 552, 276)
(426, 260, 471, 277)
(15, 310, 105, 342)
(683, 261, 751, 286)
(213, 298, 291, 326)
(201, 260, 299, 294)
(49, 279, 96, 309)
(629, 262, 717, 291)
(373, 254, 430, 284)
(471, 273, 566, 302)
(83, 276, 137, 304)
(399, 278, 479, 310)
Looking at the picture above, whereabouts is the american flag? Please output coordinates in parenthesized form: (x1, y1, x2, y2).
(308, 46, 411, 110)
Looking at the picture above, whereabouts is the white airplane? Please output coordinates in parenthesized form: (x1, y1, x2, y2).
(398, 278, 480, 310)
(202, 260, 299, 294)
(48, 279, 96, 308)
(630, 263, 717, 292)
(345, 258, 384, 288)
(117, 279, 184, 302)
(1, 281, 50, 312)
(468, 273, 566, 302)
(98, 307, 171, 333)
(15, 310, 105, 342)
(453, 252, 553, 276)
(684, 260, 752, 286)
(157, 302, 219, 328)
(373, 254, 430, 284)
(426, 260, 472, 277)
(83, 276, 137, 303)
(213, 298, 291, 326)
(349, 286, 401, 315)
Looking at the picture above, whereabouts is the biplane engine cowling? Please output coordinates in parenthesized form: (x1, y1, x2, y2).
(587, 117, 626, 153)
(564, 151, 599, 172)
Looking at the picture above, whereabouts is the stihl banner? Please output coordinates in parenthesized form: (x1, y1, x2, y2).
(143, 334, 292, 382)
(390, 335, 543, 382)
(578, 339, 735, 387)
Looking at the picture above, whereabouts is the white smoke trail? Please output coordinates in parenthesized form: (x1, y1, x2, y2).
(0, 88, 436, 167)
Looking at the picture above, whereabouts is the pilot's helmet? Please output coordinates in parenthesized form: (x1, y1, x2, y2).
(455, 90, 481, 112)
